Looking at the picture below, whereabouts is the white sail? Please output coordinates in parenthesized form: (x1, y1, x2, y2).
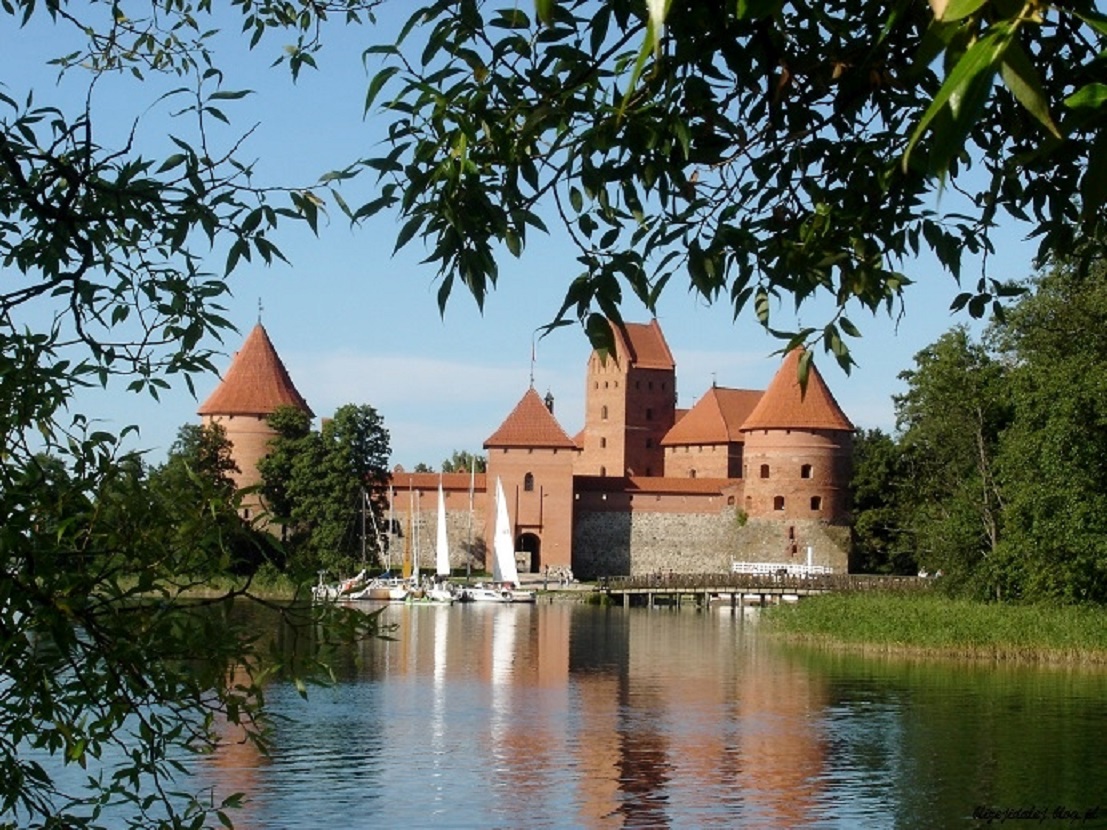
(493, 477, 520, 585)
(436, 483, 451, 578)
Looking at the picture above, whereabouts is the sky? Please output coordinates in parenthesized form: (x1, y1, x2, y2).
(6, 4, 1039, 472)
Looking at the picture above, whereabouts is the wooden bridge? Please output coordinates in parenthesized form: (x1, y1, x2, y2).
(596, 572, 928, 609)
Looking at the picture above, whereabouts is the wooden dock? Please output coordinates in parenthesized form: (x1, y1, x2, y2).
(596, 573, 927, 609)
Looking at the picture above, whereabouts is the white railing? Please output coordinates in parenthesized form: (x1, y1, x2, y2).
(730, 561, 833, 578)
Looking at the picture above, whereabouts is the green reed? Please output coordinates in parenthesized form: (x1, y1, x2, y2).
(764, 592, 1107, 664)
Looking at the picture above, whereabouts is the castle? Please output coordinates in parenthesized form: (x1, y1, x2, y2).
(198, 319, 854, 578)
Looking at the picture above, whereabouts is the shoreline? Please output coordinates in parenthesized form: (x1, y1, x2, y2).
(762, 591, 1107, 667)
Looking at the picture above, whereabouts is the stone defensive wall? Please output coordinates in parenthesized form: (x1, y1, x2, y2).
(387, 471, 490, 573)
(571, 476, 849, 579)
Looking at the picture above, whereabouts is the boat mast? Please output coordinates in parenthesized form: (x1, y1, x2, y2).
(387, 485, 394, 572)
(359, 486, 366, 566)
(466, 457, 475, 580)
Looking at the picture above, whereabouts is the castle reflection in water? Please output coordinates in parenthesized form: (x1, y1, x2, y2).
(204, 602, 831, 829)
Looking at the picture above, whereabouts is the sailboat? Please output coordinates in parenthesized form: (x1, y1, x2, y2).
(465, 477, 536, 603)
(417, 483, 456, 604)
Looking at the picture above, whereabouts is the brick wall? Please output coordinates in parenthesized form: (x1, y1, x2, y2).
(571, 507, 849, 579)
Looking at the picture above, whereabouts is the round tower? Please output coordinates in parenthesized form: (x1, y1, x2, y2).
(196, 323, 313, 521)
(740, 350, 853, 526)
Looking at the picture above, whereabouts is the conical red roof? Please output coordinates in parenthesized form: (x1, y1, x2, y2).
(740, 349, 853, 432)
(660, 386, 763, 446)
(484, 387, 578, 449)
(197, 324, 313, 417)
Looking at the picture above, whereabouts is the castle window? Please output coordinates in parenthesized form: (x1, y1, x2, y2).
(600, 466, 607, 476)
(604, 381, 609, 389)
(760, 464, 770, 479)
(689, 469, 697, 479)
(727, 496, 736, 506)
(773, 495, 785, 511)
(601, 405, 608, 421)
(810, 496, 823, 510)
(801, 464, 813, 479)
(524, 473, 535, 492)
(242, 508, 250, 520)
(645, 467, 652, 476)
(600, 437, 607, 448)
(645, 438, 653, 448)
(594, 381, 598, 389)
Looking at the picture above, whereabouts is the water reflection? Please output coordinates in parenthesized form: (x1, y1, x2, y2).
(189, 603, 1107, 830)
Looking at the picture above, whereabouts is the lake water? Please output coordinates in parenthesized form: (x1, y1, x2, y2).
(191, 600, 1107, 830)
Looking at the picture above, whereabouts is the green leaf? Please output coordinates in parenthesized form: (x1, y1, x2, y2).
(208, 89, 253, 100)
(903, 22, 1016, 175)
(1081, 132, 1107, 220)
(1064, 82, 1107, 112)
(365, 66, 400, 115)
(736, 0, 782, 20)
(999, 39, 1060, 139)
(754, 287, 771, 325)
(933, 0, 988, 22)
(839, 317, 861, 338)
(535, 0, 556, 26)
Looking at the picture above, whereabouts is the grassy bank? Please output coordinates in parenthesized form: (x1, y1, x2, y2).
(764, 592, 1107, 664)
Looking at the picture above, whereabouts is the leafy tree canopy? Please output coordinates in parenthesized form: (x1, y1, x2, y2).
(441, 449, 487, 473)
(2, 3, 384, 826)
(357, 0, 1107, 370)
(258, 403, 392, 577)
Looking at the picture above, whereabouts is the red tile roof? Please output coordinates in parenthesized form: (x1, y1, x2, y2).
(389, 471, 488, 494)
(197, 324, 313, 417)
(484, 387, 579, 449)
(740, 349, 853, 432)
(611, 319, 675, 370)
(660, 386, 763, 446)
(575, 475, 739, 495)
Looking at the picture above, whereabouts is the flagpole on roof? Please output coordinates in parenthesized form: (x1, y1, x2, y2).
(529, 329, 537, 388)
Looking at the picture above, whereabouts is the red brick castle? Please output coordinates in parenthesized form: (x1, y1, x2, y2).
(199, 319, 854, 578)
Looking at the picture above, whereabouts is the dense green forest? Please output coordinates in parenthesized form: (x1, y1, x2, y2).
(851, 262, 1107, 604)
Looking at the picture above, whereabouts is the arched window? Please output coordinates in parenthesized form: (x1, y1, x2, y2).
(773, 495, 785, 511)
(801, 464, 813, 479)
(689, 469, 697, 479)
(760, 464, 770, 479)
(524, 472, 535, 492)
(810, 495, 822, 510)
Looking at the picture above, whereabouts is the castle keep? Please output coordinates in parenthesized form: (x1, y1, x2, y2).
(200, 320, 854, 578)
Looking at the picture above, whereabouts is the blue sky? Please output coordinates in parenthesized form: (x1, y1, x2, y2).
(7, 5, 1038, 471)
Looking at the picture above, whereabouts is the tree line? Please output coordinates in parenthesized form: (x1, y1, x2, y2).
(851, 261, 1107, 604)
(146, 406, 486, 580)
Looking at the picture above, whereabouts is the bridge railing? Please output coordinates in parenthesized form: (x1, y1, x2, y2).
(598, 572, 930, 593)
